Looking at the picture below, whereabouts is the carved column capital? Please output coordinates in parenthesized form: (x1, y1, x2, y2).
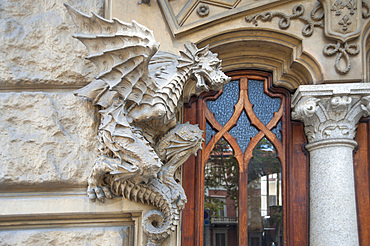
(291, 83, 370, 143)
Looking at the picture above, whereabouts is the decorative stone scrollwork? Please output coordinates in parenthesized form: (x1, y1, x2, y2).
(323, 41, 360, 74)
(246, 4, 324, 37)
(65, 4, 230, 246)
(246, 0, 370, 74)
(292, 84, 370, 143)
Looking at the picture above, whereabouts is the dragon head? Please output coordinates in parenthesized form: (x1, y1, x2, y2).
(178, 43, 230, 94)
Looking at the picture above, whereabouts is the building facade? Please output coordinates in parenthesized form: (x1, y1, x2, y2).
(1, 0, 370, 245)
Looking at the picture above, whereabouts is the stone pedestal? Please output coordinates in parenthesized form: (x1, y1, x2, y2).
(291, 83, 370, 246)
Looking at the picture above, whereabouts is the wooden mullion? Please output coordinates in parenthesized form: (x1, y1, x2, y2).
(204, 105, 243, 164)
(239, 170, 248, 246)
(203, 86, 244, 167)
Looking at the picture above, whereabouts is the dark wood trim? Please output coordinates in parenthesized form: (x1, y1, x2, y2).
(354, 118, 370, 246)
(288, 122, 309, 246)
(181, 101, 197, 246)
(195, 99, 206, 246)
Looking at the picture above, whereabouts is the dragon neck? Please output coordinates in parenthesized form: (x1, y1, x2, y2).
(158, 66, 192, 117)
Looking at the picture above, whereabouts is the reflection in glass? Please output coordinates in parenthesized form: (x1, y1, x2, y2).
(248, 138, 283, 246)
(204, 77, 284, 245)
(204, 138, 239, 246)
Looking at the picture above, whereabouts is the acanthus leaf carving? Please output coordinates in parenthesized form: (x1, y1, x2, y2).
(65, 4, 230, 245)
(292, 85, 370, 144)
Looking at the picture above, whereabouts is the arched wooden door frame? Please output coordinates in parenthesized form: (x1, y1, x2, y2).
(181, 70, 310, 246)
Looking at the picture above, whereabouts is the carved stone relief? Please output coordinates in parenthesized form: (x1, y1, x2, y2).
(291, 84, 370, 143)
(157, 0, 290, 36)
(246, 0, 370, 74)
(197, 4, 210, 17)
(65, 4, 230, 245)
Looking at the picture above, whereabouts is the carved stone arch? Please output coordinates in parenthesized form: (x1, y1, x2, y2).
(196, 28, 324, 91)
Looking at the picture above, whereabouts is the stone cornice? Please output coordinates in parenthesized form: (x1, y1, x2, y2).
(291, 83, 370, 143)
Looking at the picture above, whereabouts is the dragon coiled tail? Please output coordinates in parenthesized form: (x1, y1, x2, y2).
(110, 179, 177, 245)
(142, 210, 171, 245)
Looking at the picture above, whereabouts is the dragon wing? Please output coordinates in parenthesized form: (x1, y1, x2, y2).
(65, 4, 159, 108)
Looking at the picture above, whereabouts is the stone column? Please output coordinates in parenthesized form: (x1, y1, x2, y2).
(291, 83, 370, 246)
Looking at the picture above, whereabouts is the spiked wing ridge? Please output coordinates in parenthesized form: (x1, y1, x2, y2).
(65, 4, 160, 108)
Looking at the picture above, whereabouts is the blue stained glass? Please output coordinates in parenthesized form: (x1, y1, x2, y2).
(206, 80, 239, 126)
(206, 121, 217, 145)
(248, 80, 281, 126)
(229, 110, 258, 153)
(272, 120, 282, 141)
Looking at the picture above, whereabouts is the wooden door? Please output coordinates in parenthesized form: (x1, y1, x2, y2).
(181, 71, 309, 246)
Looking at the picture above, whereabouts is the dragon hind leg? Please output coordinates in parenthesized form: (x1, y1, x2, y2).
(87, 155, 140, 202)
(88, 129, 163, 202)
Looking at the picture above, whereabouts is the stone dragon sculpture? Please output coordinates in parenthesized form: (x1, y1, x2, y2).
(65, 4, 230, 245)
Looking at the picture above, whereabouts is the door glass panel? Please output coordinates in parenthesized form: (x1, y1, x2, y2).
(271, 121, 282, 141)
(248, 138, 283, 246)
(206, 121, 217, 145)
(206, 80, 239, 126)
(229, 110, 258, 152)
(248, 80, 281, 125)
(202, 74, 285, 245)
(204, 138, 239, 246)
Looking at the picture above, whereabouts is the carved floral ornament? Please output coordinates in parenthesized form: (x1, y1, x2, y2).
(291, 84, 370, 143)
(64, 4, 230, 246)
(197, 4, 210, 17)
(246, 0, 370, 74)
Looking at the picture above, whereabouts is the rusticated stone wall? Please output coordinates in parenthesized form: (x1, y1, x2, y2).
(0, 92, 97, 188)
(0, 0, 101, 87)
(0, 1, 136, 245)
(0, 0, 102, 186)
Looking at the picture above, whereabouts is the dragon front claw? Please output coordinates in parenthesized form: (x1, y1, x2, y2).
(87, 156, 117, 202)
(87, 183, 113, 202)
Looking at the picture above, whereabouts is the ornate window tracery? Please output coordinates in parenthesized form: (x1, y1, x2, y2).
(182, 71, 298, 245)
